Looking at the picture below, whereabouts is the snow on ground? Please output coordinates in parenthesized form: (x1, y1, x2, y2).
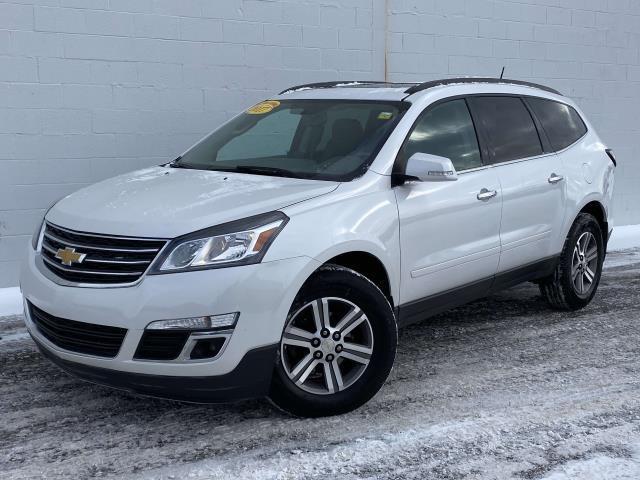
(2, 249, 640, 479)
(608, 224, 640, 251)
(541, 445, 640, 480)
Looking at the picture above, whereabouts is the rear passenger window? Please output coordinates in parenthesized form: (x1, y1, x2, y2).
(526, 97, 587, 151)
(400, 99, 482, 172)
(468, 96, 543, 163)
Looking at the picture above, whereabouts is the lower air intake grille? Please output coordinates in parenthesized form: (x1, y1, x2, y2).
(29, 302, 127, 358)
(41, 223, 166, 285)
(134, 331, 191, 361)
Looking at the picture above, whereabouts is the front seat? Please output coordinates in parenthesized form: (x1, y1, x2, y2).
(322, 119, 364, 160)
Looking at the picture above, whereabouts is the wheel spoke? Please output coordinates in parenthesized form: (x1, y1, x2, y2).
(331, 360, 344, 392)
(577, 272, 585, 294)
(334, 305, 362, 332)
(282, 337, 312, 349)
(311, 299, 330, 333)
(340, 350, 371, 365)
(290, 353, 314, 378)
(578, 235, 586, 256)
(584, 267, 594, 283)
(342, 341, 373, 356)
(586, 247, 598, 262)
(284, 326, 314, 341)
(339, 313, 367, 337)
(323, 362, 335, 394)
(296, 359, 319, 385)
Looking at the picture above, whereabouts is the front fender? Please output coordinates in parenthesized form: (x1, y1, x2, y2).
(265, 178, 401, 303)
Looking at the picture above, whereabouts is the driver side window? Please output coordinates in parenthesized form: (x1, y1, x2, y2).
(400, 99, 482, 172)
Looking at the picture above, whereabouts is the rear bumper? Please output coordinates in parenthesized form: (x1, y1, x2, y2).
(34, 334, 279, 403)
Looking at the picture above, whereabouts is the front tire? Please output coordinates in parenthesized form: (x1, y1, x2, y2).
(539, 213, 604, 311)
(269, 265, 397, 417)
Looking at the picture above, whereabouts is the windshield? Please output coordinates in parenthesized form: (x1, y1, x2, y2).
(175, 99, 405, 181)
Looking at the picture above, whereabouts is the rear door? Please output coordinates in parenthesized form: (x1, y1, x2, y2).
(467, 96, 567, 274)
(394, 98, 502, 318)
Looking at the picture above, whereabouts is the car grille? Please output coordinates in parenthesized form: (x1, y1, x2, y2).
(29, 302, 127, 358)
(41, 223, 166, 285)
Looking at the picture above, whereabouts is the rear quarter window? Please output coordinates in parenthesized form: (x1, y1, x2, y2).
(526, 97, 588, 152)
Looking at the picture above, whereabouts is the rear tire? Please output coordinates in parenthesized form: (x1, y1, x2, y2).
(539, 213, 604, 311)
(269, 265, 397, 417)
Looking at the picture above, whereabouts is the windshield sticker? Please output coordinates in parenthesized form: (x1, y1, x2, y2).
(247, 100, 281, 115)
(377, 111, 393, 120)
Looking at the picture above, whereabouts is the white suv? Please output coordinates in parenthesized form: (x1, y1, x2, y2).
(21, 78, 616, 417)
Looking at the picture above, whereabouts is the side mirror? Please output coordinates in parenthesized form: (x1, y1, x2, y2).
(404, 152, 458, 182)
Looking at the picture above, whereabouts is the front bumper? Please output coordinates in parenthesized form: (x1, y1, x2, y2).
(21, 246, 320, 401)
(33, 335, 278, 403)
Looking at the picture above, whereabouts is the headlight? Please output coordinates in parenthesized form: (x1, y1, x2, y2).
(150, 211, 288, 273)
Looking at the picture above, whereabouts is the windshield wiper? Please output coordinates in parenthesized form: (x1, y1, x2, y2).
(167, 156, 189, 168)
(230, 165, 302, 178)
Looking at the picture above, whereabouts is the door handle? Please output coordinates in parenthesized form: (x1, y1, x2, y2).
(548, 173, 564, 184)
(477, 188, 497, 201)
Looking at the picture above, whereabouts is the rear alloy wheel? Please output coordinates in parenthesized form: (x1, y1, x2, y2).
(571, 231, 599, 297)
(539, 213, 604, 310)
(269, 266, 397, 417)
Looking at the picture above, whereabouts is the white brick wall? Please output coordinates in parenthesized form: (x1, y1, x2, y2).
(0, 0, 383, 286)
(0, 0, 638, 287)
(386, 0, 640, 231)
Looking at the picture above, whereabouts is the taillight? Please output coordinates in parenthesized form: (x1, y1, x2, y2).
(605, 148, 617, 167)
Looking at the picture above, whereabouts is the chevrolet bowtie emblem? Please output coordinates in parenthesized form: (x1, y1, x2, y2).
(55, 247, 87, 266)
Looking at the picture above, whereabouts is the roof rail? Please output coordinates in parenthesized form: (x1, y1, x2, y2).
(279, 80, 392, 95)
(404, 78, 562, 96)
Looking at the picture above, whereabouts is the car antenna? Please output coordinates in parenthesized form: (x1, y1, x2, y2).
(500, 66, 505, 79)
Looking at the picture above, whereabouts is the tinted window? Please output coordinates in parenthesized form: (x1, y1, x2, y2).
(469, 96, 543, 163)
(400, 99, 482, 172)
(527, 97, 587, 151)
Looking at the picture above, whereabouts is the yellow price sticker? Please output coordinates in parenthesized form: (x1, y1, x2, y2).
(247, 100, 281, 115)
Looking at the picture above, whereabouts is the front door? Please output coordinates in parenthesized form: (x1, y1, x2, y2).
(394, 99, 502, 323)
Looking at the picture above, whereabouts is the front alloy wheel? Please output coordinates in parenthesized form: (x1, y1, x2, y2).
(269, 266, 397, 417)
(281, 297, 373, 395)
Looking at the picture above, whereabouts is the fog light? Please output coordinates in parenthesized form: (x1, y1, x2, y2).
(190, 337, 227, 360)
(146, 313, 238, 331)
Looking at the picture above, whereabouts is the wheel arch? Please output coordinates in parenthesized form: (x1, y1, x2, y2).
(305, 243, 398, 308)
(322, 251, 394, 306)
(560, 198, 609, 251)
(579, 200, 608, 235)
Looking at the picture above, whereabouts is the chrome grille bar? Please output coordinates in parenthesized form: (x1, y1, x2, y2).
(40, 222, 167, 285)
(42, 255, 146, 276)
(43, 230, 160, 253)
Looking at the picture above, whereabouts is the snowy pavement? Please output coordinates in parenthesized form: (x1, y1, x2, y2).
(1, 249, 640, 480)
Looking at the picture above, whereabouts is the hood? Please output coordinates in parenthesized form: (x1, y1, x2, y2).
(47, 167, 339, 238)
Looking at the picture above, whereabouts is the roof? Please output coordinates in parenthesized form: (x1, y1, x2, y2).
(274, 78, 562, 102)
